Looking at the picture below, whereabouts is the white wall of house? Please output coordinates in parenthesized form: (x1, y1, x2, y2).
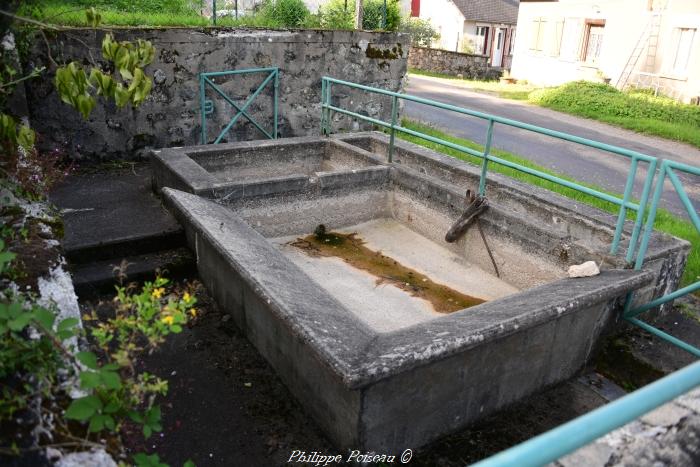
(418, 0, 467, 51)
(510, 0, 700, 102)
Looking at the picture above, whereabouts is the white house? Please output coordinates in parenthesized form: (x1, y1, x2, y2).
(408, 0, 520, 68)
(510, 0, 700, 103)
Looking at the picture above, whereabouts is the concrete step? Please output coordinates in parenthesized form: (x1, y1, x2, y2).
(71, 247, 195, 296)
(65, 228, 186, 265)
(50, 164, 184, 258)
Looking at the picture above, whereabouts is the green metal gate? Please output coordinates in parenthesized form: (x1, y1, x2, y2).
(199, 67, 279, 145)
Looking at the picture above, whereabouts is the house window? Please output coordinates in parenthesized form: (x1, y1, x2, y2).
(669, 28, 696, 75)
(560, 18, 583, 60)
(508, 28, 516, 55)
(530, 18, 547, 52)
(551, 19, 565, 57)
(475, 26, 490, 55)
(582, 21, 605, 64)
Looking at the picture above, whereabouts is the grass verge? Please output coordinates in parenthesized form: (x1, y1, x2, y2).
(408, 68, 539, 100)
(21, 1, 245, 27)
(397, 119, 699, 288)
(529, 82, 700, 149)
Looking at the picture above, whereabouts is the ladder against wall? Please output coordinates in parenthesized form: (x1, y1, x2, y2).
(615, 11, 662, 90)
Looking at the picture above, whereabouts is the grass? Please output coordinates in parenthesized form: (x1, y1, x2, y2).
(530, 81, 700, 149)
(397, 119, 700, 289)
(410, 71, 700, 149)
(22, 1, 254, 27)
(408, 68, 540, 100)
(21, 0, 324, 28)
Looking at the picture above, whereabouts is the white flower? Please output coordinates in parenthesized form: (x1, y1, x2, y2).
(1, 33, 15, 52)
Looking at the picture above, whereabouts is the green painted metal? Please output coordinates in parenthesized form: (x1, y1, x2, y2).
(625, 158, 700, 357)
(471, 360, 700, 467)
(320, 76, 657, 260)
(478, 120, 494, 196)
(199, 68, 279, 145)
(388, 95, 399, 163)
(625, 317, 700, 357)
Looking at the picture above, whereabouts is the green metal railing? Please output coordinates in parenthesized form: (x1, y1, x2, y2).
(471, 360, 700, 467)
(199, 67, 279, 145)
(320, 76, 658, 264)
(623, 159, 700, 357)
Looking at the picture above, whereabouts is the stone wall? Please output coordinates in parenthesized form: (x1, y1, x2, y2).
(408, 46, 492, 79)
(24, 28, 409, 160)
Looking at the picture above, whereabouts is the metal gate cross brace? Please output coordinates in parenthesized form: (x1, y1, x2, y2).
(199, 67, 279, 145)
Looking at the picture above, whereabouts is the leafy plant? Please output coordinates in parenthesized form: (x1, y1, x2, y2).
(399, 16, 439, 47)
(55, 27, 156, 119)
(69, 276, 196, 438)
(0, 254, 198, 462)
(0, 113, 35, 153)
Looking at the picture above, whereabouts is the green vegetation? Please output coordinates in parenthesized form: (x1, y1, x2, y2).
(258, 0, 314, 28)
(530, 81, 700, 149)
(319, 0, 400, 30)
(397, 120, 700, 288)
(399, 17, 440, 47)
(408, 69, 539, 100)
(23, 0, 403, 30)
(409, 74, 700, 148)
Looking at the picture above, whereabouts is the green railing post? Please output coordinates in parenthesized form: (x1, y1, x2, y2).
(388, 94, 398, 163)
(626, 159, 657, 263)
(634, 161, 668, 270)
(324, 80, 332, 136)
(478, 119, 495, 196)
(199, 74, 207, 144)
(321, 78, 327, 136)
(213, 0, 217, 25)
(611, 157, 639, 256)
(273, 68, 279, 139)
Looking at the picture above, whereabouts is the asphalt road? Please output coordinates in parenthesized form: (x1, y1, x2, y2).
(403, 74, 700, 217)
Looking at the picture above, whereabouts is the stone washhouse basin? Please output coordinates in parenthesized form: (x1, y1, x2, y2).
(151, 133, 688, 451)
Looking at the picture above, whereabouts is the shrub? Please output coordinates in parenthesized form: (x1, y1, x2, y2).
(259, 0, 311, 28)
(399, 16, 439, 47)
(320, 0, 400, 31)
(529, 81, 700, 127)
(363, 0, 400, 31)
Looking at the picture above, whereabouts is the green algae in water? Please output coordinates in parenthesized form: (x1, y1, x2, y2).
(291, 225, 485, 313)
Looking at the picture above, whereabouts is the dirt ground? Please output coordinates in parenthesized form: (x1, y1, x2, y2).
(78, 275, 699, 467)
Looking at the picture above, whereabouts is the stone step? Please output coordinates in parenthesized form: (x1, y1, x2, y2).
(70, 247, 195, 297)
(65, 228, 186, 265)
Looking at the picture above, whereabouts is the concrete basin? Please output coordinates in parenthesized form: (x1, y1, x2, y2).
(153, 133, 688, 452)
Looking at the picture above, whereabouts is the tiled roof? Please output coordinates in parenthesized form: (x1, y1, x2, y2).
(452, 0, 520, 24)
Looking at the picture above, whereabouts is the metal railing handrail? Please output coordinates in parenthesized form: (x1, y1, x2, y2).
(322, 77, 657, 163)
(623, 158, 700, 357)
(470, 360, 700, 467)
(320, 77, 659, 263)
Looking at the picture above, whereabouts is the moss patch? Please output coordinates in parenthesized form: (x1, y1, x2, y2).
(365, 43, 403, 60)
(291, 225, 485, 313)
(594, 337, 665, 391)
